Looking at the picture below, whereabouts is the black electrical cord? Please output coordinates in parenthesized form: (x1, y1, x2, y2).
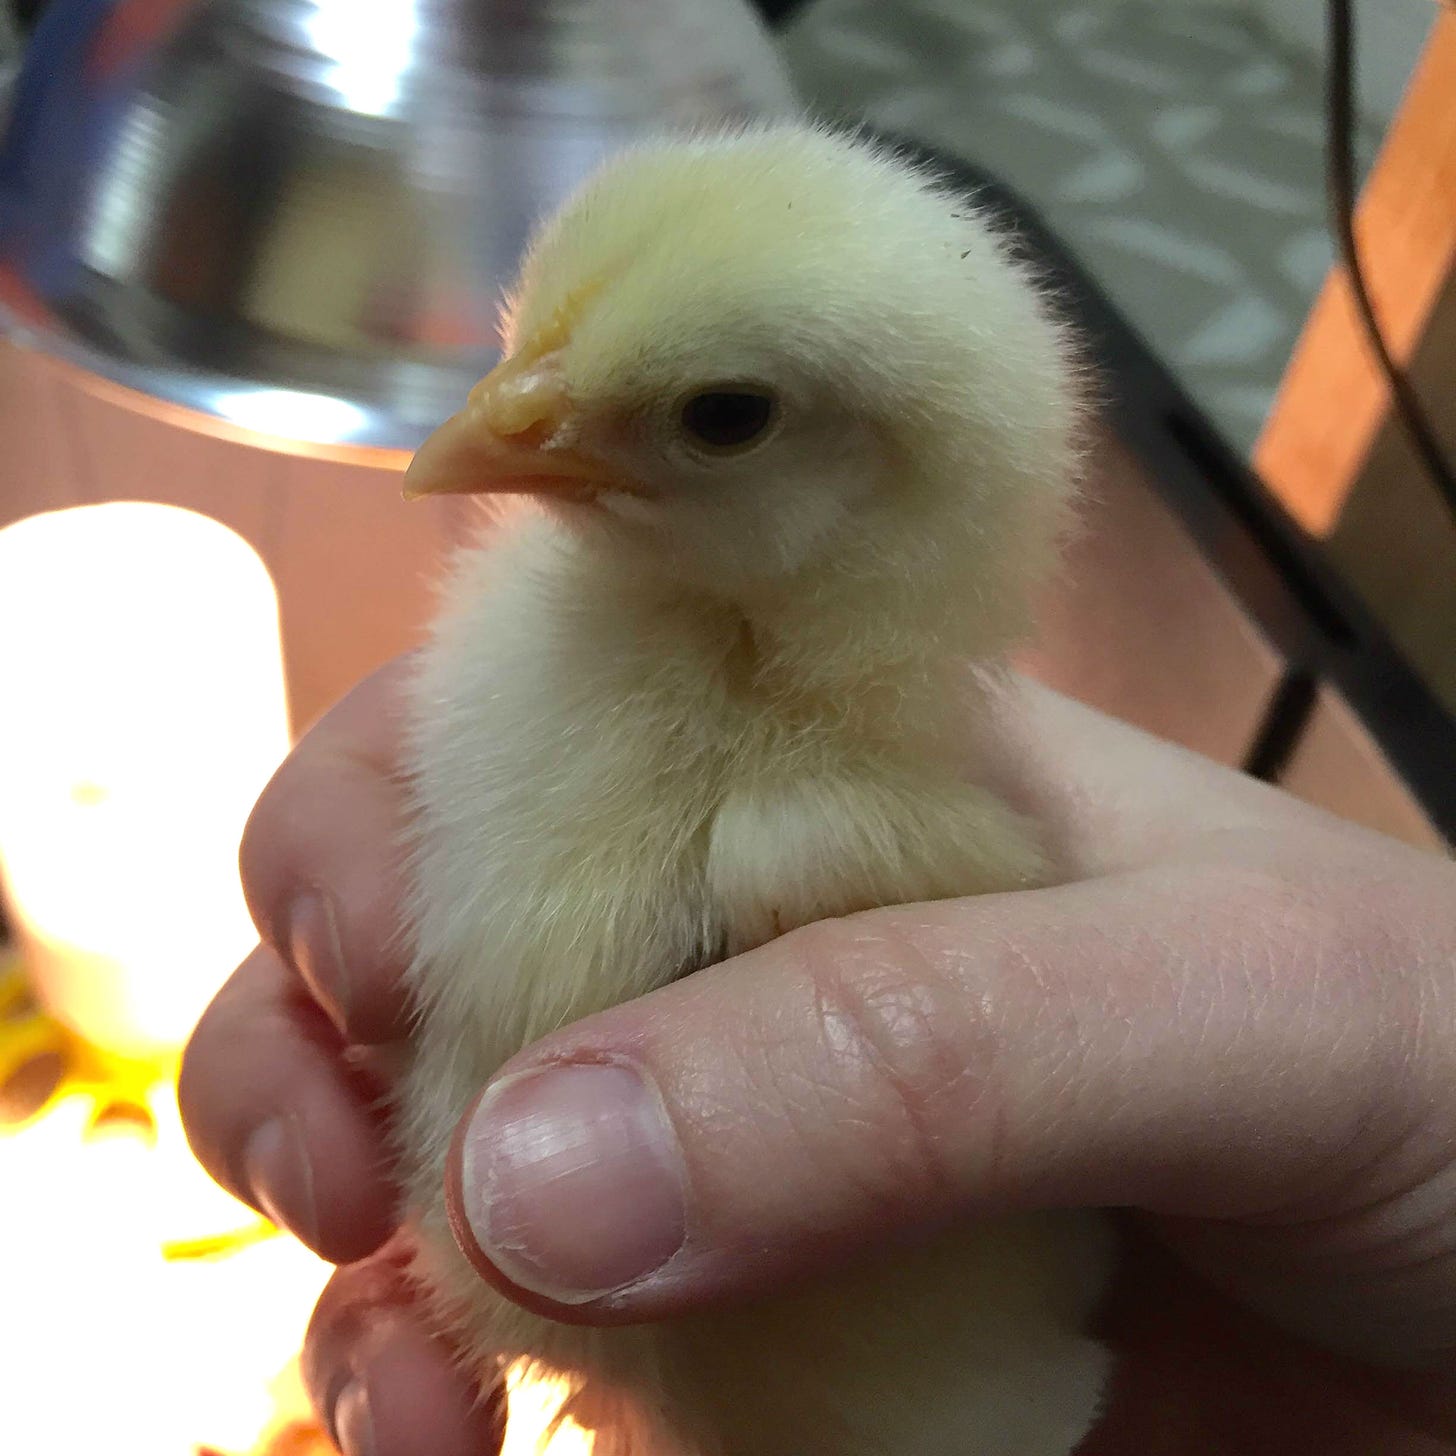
(754, 0, 812, 25)
(1325, 0, 1456, 525)
(11, 0, 46, 33)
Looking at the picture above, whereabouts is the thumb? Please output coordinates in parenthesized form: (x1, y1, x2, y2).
(444, 854, 1428, 1325)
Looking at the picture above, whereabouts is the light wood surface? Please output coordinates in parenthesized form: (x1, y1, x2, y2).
(1255, 10, 1456, 536)
(1324, 271, 1456, 717)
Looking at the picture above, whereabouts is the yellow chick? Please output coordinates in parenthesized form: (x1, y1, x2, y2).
(396, 124, 1112, 1456)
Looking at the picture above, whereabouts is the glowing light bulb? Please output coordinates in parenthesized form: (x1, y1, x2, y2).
(0, 502, 290, 1058)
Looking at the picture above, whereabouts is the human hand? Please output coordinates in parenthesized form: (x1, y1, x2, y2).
(180, 656, 1456, 1454)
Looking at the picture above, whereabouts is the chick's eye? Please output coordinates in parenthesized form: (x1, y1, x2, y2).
(679, 389, 777, 452)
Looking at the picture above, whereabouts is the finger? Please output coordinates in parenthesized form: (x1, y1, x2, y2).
(240, 656, 416, 1045)
(442, 836, 1451, 1324)
(179, 944, 397, 1263)
(303, 1251, 506, 1456)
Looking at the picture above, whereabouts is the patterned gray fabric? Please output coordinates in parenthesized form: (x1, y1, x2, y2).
(783, 0, 1379, 456)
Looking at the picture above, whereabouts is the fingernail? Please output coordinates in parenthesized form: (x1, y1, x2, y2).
(244, 1114, 319, 1249)
(458, 1062, 687, 1304)
(334, 1377, 377, 1456)
(286, 889, 350, 1033)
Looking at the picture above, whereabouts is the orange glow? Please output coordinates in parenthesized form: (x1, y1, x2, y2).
(0, 1050, 598, 1455)
(501, 1362, 597, 1456)
(0, 1071, 332, 1455)
(0, 502, 290, 1058)
(0, 500, 319, 1448)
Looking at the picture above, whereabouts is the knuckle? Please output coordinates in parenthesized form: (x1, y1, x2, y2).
(778, 915, 990, 1207)
(237, 757, 296, 924)
(176, 953, 251, 1121)
(175, 1034, 213, 1158)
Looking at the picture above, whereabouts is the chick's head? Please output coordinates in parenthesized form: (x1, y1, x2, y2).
(406, 126, 1078, 606)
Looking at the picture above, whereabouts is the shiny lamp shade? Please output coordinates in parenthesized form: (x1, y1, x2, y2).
(0, 0, 796, 454)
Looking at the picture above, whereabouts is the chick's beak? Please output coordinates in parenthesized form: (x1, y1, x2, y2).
(403, 356, 619, 501)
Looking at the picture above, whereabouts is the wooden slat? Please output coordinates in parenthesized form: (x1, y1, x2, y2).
(1324, 270, 1456, 717)
(1255, 11, 1456, 536)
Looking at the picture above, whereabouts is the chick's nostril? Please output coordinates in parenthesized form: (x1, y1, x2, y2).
(498, 417, 555, 450)
(474, 359, 572, 443)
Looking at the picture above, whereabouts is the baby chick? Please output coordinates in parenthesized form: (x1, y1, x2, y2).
(396, 125, 1112, 1456)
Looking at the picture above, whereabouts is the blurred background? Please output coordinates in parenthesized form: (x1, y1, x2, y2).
(788, 0, 1420, 456)
(779, 2, 1456, 780)
(0, 3, 1451, 1454)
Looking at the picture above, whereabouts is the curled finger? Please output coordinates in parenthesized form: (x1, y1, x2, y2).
(303, 1250, 506, 1456)
(240, 656, 417, 1046)
(180, 944, 397, 1263)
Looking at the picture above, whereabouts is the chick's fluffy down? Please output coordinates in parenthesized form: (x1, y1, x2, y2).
(395, 124, 1112, 1456)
